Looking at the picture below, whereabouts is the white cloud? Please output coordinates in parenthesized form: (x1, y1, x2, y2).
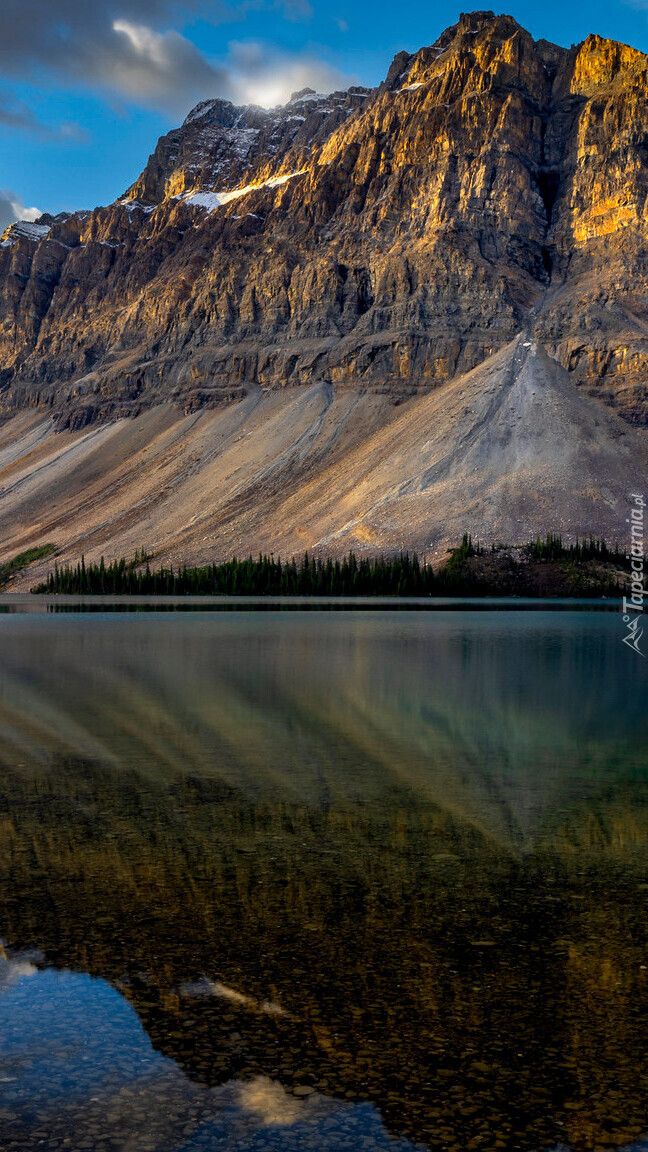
(0, 1, 335, 124)
(100, 25, 353, 114)
(0, 189, 42, 232)
(226, 39, 353, 106)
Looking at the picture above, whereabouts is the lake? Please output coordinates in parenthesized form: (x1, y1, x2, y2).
(1, 604, 648, 1152)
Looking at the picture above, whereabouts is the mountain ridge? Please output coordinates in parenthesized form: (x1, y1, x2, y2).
(2, 10, 648, 566)
(2, 10, 648, 428)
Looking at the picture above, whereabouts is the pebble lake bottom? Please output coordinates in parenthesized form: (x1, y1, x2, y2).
(0, 602, 647, 1152)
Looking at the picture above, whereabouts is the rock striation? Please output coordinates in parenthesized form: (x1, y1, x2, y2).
(2, 12, 648, 430)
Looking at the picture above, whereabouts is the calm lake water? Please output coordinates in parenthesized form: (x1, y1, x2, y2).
(1, 604, 648, 1152)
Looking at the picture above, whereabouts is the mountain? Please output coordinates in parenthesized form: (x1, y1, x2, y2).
(2, 10, 648, 570)
(1, 336, 645, 580)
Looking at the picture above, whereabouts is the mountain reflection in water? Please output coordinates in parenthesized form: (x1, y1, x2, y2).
(1, 609, 648, 1152)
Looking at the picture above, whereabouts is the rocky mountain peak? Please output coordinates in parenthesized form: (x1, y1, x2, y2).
(568, 31, 648, 92)
(123, 82, 373, 208)
(2, 12, 648, 432)
(288, 87, 317, 102)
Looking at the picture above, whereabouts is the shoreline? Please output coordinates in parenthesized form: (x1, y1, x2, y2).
(0, 593, 622, 613)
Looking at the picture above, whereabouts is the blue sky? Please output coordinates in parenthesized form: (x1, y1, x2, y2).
(1, 0, 646, 228)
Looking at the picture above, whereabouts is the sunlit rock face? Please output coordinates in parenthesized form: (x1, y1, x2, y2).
(2, 11, 648, 427)
(126, 88, 373, 205)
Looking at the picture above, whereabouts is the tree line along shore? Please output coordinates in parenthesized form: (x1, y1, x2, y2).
(17, 535, 630, 598)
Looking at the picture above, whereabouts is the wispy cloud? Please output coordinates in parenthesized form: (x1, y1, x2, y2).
(101, 23, 349, 114)
(107, 20, 232, 114)
(275, 0, 314, 20)
(0, 89, 89, 140)
(0, 0, 329, 123)
(0, 189, 42, 231)
(0, 91, 44, 132)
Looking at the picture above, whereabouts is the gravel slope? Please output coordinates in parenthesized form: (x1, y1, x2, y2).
(1, 337, 646, 588)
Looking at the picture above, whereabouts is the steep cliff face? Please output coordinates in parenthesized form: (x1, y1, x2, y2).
(536, 34, 648, 419)
(2, 11, 648, 429)
(125, 86, 373, 205)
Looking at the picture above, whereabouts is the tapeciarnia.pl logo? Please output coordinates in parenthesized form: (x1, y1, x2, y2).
(622, 493, 646, 656)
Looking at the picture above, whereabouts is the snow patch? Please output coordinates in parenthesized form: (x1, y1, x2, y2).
(400, 82, 424, 92)
(184, 170, 306, 214)
(183, 99, 225, 125)
(1, 220, 51, 246)
(264, 171, 306, 189)
(15, 221, 50, 240)
(289, 92, 328, 104)
(117, 199, 157, 213)
(184, 191, 238, 211)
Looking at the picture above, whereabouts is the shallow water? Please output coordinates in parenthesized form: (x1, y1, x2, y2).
(1, 606, 648, 1152)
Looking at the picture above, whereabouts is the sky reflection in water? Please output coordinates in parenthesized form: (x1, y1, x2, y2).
(0, 954, 425, 1151)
